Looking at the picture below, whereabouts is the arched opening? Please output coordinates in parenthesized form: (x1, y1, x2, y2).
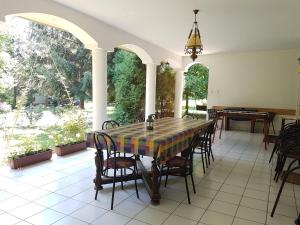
(183, 63, 209, 118)
(106, 47, 147, 123)
(0, 15, 96, 161)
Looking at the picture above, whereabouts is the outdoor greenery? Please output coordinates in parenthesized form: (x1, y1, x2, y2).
(156, 62, 175, 116)
(49, 113, 88, 147)
(109, 49, 146, 123)
(1, 17, 92, 110)
(184, 63, 209, 112)
(6, 132, 51, 160)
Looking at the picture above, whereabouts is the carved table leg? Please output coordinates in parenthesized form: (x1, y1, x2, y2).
(151, 156, 161, 204)
(94, 152, 103, 190)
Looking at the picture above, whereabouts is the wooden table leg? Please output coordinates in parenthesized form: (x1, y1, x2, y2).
(150, 156, 161, 203)
(219, 116, 224, 139)
(94, 152, 103, 190)
(136, 156, 161, 204)
(250, 120, 255, 133)
(225, 116, 230, 130)
(263, 119, 269, 150)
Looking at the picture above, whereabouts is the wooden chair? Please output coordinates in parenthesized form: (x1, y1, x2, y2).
(159, 132, 200, 204)
(207, 109, 224, 141)
(93, 132, 139, 210)
(271, 124, 300, 217)
(194, 121, 215, 174)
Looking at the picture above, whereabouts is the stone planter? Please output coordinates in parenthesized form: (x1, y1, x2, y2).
(55, 141, 87, 156)
(9, 150, 52, 169)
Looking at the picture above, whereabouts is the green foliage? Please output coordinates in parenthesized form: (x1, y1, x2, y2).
(184, 63, 209, 100)
(2, 17, 92, 109)
(24, 104, 44, 126)
(156, 63, 175, 116)
(6, 133, 51, 160)
(49, 114, 88, 146)
(111, 49, 146, 123)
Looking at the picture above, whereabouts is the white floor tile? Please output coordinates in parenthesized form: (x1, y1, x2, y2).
(34, 193, 67, 207)
(208, 199, 238, 216)
(162, 214, 197, 225)
(135, 207, 170, 225)
(149, 198, 180, 213)
(0, 213, 21, 225)
(71, 204, 107, 223)
(232, 218, 264, 225)
(10, 202, 46, 219)
(92, 211, 131, 225)
(0, 196, 29, 211)
(114, 199, 146, 218)
(240, 196, 268, 211)
(236, 206, 266, 224)
(200, 210, 234, 225)
(51, 198, 86, 214)
(173, 203, 205, 221)
(26, 209, 65, 225)
(214, 191, 241, 205)
(52, 216, 89, 225)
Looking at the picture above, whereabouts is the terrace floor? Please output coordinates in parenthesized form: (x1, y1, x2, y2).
(0, 131, 298, 225)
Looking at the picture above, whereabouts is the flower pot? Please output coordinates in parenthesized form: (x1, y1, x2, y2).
(9, 150, 52, 169)
(55, 141, 86, 156)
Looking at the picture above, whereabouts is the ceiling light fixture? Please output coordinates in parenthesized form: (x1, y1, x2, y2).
(184, 9, 203, 61)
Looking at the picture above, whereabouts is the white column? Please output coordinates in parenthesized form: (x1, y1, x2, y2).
(174, 70, 185, 118)
(92, 48, 107, 131)
(145, 63, 157, 119)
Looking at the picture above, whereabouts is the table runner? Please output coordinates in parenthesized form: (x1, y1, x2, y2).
(101, 117, 211, 162)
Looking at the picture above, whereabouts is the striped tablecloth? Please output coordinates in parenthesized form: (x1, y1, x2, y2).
(101, 117, 212, 162)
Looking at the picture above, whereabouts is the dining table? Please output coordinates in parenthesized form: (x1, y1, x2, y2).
(93, 117, 212, 203)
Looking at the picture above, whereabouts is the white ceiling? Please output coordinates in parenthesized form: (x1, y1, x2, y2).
(53, 0, 300, 56)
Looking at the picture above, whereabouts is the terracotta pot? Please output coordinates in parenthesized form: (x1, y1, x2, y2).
(55, 141, 86, 156)
(9, 150, 52, 169)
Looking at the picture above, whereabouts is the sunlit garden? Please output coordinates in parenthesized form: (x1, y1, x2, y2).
(0, 16, 208, 166)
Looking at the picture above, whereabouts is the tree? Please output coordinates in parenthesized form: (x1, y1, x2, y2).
(156, 62, 175, 116)
(110, 49, 146, 123)
(184, 63, 209, 113)
(2, 17, 92, 109)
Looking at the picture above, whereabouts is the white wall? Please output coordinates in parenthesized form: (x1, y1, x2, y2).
(184, 49, 300, 131)
(0, 0, 181, 65)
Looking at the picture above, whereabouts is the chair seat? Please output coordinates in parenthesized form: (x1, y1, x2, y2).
(166, 156, 191, 168)
(104, 157, 136, 169)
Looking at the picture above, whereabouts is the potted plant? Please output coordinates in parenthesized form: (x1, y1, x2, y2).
(7, 134, 52, 169)
(51, 115, 88, 156)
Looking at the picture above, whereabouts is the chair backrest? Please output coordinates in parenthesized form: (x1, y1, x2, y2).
(279, 124, 300, 154)
(148, 113, 159, 120)
(102, 120, 120, 130)
(207, 109, 217, 120)
(94, 132, 119, 166)
(182, 113, 196, 119)
(181, 132, 201, 160)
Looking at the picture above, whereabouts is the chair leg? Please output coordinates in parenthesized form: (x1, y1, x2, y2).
(159, 165, 163, 188)
(210, 147, 214, 162)
(133, 165, 139, 199)
(111, 169, 117, 210)
(201, 151, 206, 174)
(219, 117, 224, 139)
(271, 164, 300, 217)
(184, 175, 191, 204)
(190, 173, 196, 194)
(164, 167, 169, 187)
(120, 168, 124, 190)
(272, 122, 275, 134)
(269, 142, 278, 163)
(204, 151, 209, 168)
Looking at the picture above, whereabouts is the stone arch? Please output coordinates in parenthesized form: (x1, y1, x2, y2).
(118, 44, 154, 64)
(7, 13, 98, 49)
